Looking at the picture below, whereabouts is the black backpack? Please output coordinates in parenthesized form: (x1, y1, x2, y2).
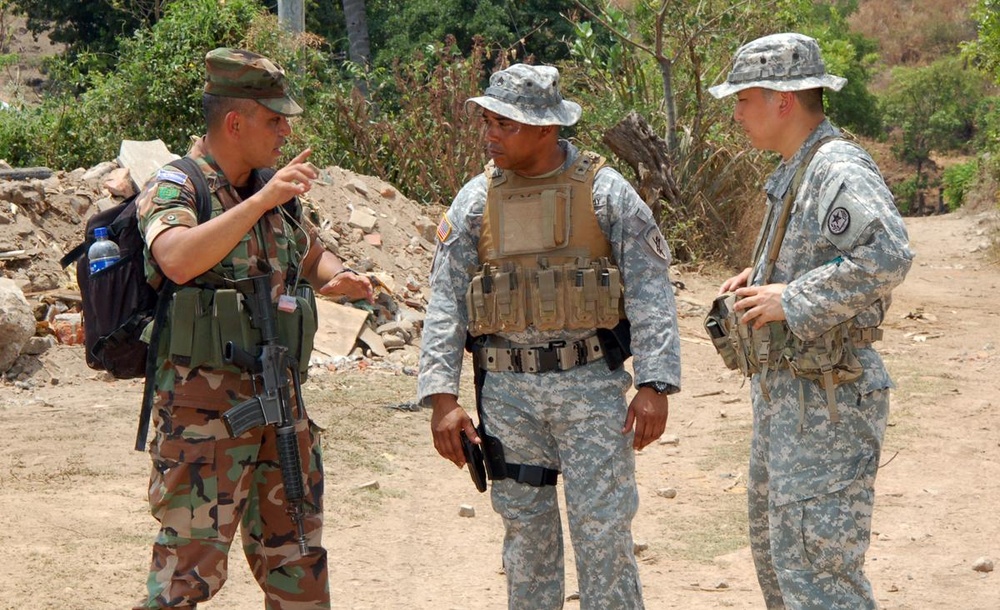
(61, 157, 212, 380)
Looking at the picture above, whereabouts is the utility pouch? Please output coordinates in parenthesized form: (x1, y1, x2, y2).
(169, 287, 222, 369)
(784, 323, 863, 389)
(566, 259, 599, 329)
(276, 285, 318, 374)
(467, 264, 500, 336)
(493, 263, 525, 332)
(528, 262, 565, 331)
(214, 288, 258, 358)
(594, 258, 623, 329)
(705, 292, 740, 371)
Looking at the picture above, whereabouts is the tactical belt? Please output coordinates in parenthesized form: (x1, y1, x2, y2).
(477, 335, 604, 373)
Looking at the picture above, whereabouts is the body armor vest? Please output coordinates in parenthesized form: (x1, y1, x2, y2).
(467, 151, 626, 336)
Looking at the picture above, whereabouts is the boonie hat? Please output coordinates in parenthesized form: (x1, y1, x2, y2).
(466, 64, 581, 127)
(204, 48, 303, 116)
(709, 33, 847, 99)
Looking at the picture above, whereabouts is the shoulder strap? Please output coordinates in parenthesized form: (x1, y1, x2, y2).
(134, 155, 213, 452)
(758, 136, 838, 283)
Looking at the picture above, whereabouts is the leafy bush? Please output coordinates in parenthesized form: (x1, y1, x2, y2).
(942, 159, 979, 211)
(890, 176, 921, 215)
(0, 0, 264, 167)
(295, 36, 490, 205)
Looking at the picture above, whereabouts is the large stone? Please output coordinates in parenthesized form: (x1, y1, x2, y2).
(0, 278, 36, 372)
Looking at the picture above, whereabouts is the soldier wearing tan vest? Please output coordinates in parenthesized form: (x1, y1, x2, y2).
(418, 63, 681, 609)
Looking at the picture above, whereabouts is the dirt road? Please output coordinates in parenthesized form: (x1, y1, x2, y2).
(1, 209, 997, 609)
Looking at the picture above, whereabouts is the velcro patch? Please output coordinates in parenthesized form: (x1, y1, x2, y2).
(436, 213, 453, 242)
(827, 207, 850, 235)
(156, 168, 189, 185)
(155, 185, 181, 201)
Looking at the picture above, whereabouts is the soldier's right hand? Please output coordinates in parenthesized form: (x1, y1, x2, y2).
(719, 267, 753, 295)
(258, 148, 318, 210)
(429, 394, 479, 468)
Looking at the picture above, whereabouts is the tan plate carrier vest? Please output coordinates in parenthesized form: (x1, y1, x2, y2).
(703, 137, 882, 426)
(467, 151, 626, 337)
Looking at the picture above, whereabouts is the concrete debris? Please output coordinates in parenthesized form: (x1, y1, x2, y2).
(0, 140, 436, 378)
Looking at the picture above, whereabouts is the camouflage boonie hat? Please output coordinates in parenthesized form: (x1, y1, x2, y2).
(204, 48, 303, 116)
(709, 33, 847, 99)
(465, 64, 581, 126)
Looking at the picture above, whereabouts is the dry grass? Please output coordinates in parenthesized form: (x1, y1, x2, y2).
(847, 0, 978, 73)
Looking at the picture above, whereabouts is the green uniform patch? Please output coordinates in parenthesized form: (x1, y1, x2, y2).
(156, 185, 181, 201)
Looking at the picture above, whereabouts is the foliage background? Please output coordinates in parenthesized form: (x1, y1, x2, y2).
(0, 0, 996, 264)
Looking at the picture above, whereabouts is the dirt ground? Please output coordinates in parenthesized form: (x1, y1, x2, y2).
(1, 206, 998, 609)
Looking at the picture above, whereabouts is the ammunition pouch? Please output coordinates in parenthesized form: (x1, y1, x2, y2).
(167, 284, 316, 374)
(467, 258, 623, 336)
(705, 291, 877, 423)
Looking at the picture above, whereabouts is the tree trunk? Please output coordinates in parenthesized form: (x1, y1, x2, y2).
(278, 0, 305, 33)
(655, 54, 678, 161)
(601, 111, 681, 221)
(342, 0, 371, 98)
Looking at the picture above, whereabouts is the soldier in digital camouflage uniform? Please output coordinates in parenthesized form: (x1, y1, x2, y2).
(418, 64, 681, 609)
(709, 34, 914, 609)
(133, 48, 373, 610)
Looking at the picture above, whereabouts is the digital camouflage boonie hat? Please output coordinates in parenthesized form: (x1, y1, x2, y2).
(466, 63, 581, 126)
(709, 33, 847, 99)
(204, 48, 303, 116)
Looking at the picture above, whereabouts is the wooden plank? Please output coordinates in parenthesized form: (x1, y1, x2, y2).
(0, 167, 52, 181)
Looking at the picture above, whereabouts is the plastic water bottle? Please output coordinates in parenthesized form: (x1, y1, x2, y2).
(88, 226, 121, 274)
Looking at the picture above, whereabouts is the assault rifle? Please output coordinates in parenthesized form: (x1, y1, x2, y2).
(221, 272, 311, 556)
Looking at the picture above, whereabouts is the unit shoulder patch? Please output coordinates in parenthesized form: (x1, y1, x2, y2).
(155, 184, 181, 202)
(827, 207, 850, 235)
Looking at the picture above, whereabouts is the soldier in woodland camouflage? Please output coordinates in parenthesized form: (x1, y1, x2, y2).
(133, 48, 373, 609)
(418, 64, 681, 609)
(710, 33, 914, 609)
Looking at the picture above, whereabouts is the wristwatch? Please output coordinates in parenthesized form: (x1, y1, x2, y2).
(638, 381, 673, 395)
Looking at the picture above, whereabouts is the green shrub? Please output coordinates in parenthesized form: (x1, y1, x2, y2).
(891, 176, 920, 215)
(942, 159, 979, 211)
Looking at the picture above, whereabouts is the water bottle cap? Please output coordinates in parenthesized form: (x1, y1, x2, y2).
(95, 227, 109, 239)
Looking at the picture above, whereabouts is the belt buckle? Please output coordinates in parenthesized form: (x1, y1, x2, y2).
(573, 339, 589, 366)
(537, 345, 559, 372)
(510, 348, 524, 373)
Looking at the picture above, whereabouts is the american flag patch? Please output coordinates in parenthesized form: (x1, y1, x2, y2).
(436, 213, 452, 242)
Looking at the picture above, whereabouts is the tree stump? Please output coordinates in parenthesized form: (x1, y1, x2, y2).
(602, 111, 680, 220)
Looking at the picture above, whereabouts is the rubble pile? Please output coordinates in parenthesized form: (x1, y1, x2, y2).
(0, 142, 444, 382)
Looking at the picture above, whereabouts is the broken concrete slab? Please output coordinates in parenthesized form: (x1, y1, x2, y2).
(117, 140, 180, 190)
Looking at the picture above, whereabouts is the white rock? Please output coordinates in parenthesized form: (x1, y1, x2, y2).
(459, 505, 476, 518)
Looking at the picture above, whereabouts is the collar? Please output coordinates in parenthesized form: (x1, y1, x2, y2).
(764, 119, 839, 200)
